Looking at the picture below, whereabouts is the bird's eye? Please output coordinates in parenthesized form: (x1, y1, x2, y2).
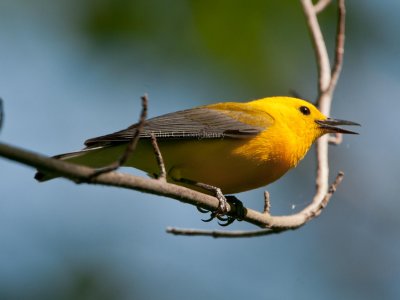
(299, 106, 311, 116)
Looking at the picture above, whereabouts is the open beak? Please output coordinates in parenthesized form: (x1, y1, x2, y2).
(315, 118, 360, 134)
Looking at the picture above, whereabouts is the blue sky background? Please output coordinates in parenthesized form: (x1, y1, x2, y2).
(1, 1, 399, 299)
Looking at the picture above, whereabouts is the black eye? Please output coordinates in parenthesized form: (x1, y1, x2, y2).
(299, 106, 310, 115)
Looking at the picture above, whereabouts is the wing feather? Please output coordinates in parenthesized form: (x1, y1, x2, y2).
(84, 105, 273, 148)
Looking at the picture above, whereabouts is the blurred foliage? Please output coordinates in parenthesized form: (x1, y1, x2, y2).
(77, 0, 338, 94)
(0, 261, 142, 300)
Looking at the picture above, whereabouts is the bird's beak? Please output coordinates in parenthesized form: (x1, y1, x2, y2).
(315, 118, 360, 134)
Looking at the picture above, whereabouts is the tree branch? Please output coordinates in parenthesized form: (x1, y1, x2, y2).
(165, 172, 344, 237)
(301, 0, 331, 95)
(0, 141, 344, 231)
(304, 0, 346, 219)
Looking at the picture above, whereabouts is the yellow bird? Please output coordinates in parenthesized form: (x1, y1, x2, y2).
(35, 97, 358, 221)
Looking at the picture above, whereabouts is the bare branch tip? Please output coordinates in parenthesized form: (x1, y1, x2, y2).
(141, 93, 148, 102)
(139, 94, 148, 121)
(328, 133, 343, 145)
(335, 171, 345, 184)
(328, 171, 345, 194)
(263, 191, 271, 214)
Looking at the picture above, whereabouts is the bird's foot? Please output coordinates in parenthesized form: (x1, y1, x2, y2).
(197, 195, 245, 226)
(175, 179, 245, 226)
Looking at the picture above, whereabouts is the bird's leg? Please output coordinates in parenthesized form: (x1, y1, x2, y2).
(176, 178, 245, 226)
(194, 182, 228, 215)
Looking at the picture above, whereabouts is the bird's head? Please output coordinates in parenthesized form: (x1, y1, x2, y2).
(273, 97, 360, 141)
(258, 97, 359, 142)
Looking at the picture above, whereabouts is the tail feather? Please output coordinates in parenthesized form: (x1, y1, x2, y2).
(34, 144, 132, 182)
(34, 170, 49, 181)
(34, 148, 102, 182)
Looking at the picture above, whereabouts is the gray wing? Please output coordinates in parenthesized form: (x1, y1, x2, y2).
(84, 106, 273, 148)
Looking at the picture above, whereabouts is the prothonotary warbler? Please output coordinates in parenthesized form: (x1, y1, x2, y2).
(35, 97, 358, 221)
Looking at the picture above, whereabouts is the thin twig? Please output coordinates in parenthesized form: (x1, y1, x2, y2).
(166, 227, 277, 238)
(85, 95, 148, 179)
(0, 98, 3, 133)
(314, 0, 332, 14)
(118, 94, 148, 166)
(328, 133, 343, 145)
(327, 0, 346, 96)
(150, 133, 167, 181)
(317, 171, 344, 214)
(263, 191, 271, 214)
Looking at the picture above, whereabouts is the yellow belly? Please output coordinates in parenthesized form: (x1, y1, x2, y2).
(67, 137, 292, 194)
